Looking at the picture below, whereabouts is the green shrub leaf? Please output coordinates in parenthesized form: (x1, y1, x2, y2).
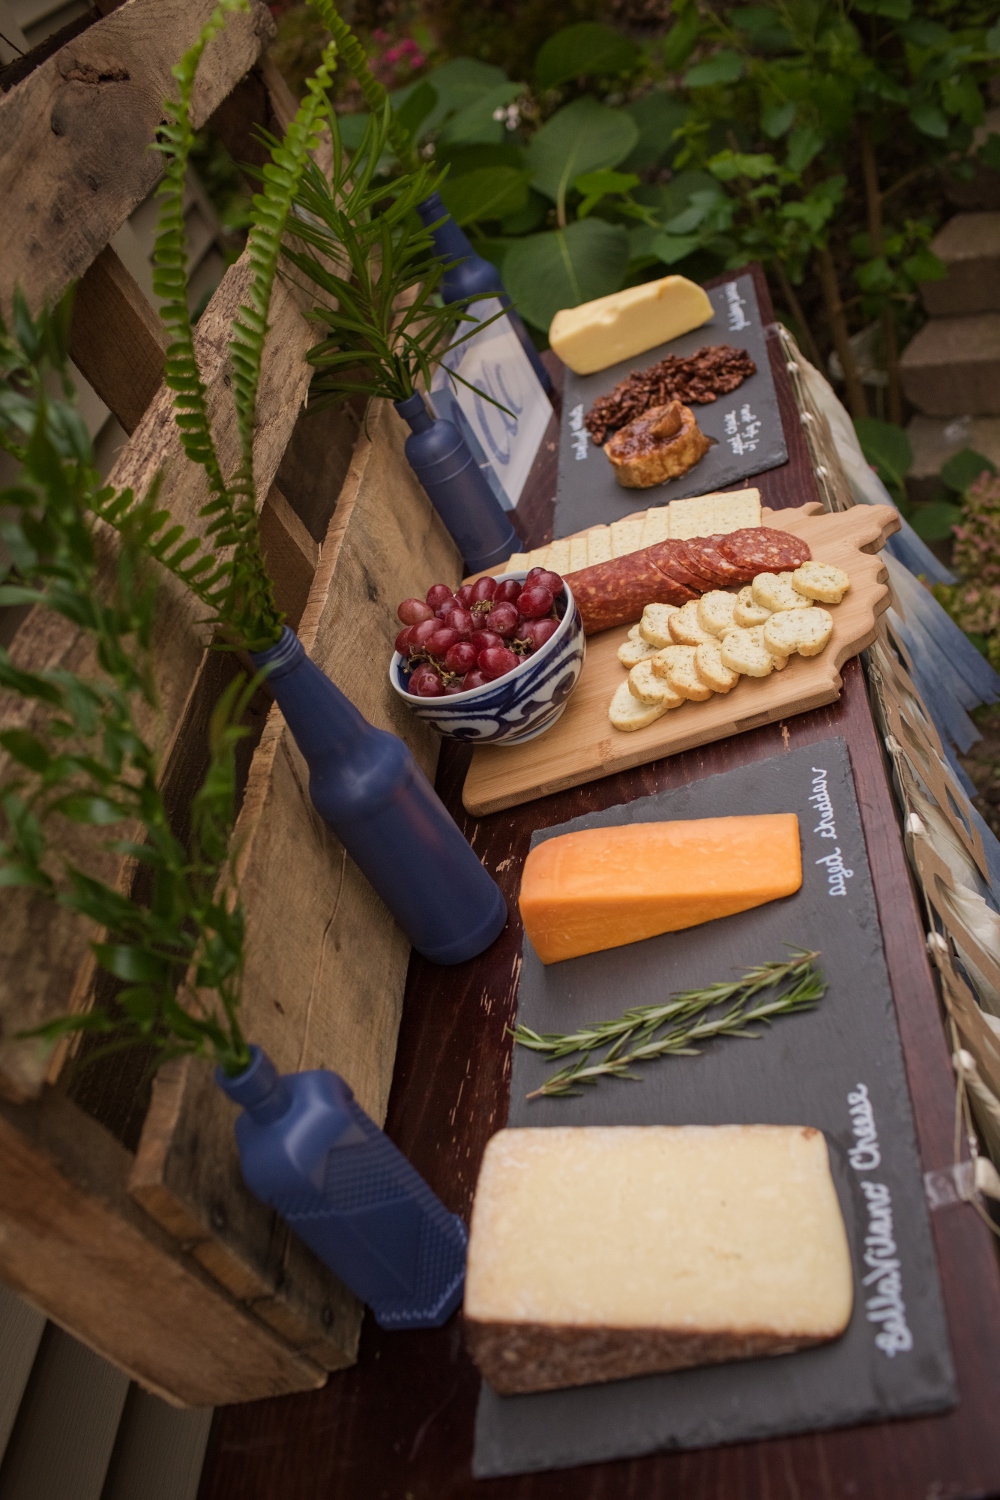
(535, 23, 638, 90)
(621, 93, 689, 170)
(527, 98, 639, 217)
(502, 218, 629, 330)
(440, 166, 531, 225)
(683, 51, 744, 88)
(909, 100, 949, 138)
(939, 447, 996, 493)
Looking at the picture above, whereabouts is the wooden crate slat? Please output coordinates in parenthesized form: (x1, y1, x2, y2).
(68, 243, 167, 436)
(129, 402, 463, 1371)
(0, 241, 319, 1099)
(0, 1090, 325, 1405)
(0, 0, 274, 316)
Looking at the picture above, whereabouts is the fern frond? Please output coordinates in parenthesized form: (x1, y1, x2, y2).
(304, 0, 415, 167)
(151, 0, 249, 504)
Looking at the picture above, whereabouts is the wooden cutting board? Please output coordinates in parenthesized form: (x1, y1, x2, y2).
(462, 503, 900, 815)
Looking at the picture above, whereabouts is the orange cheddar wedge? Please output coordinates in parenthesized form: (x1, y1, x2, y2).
(519, 814, 801, 964)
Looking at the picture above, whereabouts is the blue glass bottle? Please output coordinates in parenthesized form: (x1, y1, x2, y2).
(249, 628, 507, 965)
(417, 190, 553, 395)
(217, 1048, 467, 1329)
(394, 393, 517, 573)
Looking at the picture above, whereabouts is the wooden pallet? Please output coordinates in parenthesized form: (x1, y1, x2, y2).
(0, 0, 458, 1405)
(463, 503, 899, 815)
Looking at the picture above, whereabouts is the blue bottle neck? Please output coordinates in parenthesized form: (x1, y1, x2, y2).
(217, 1046, 292, 1125)
(395, 392, 435, 435)
(250, 627, 371, 762)
(416, 191, 474, 261)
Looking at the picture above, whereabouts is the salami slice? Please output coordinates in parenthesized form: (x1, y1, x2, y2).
(684, 534, 747, 584)
(566, 553, 696, 636)
(718, 527, 811, 573)
(647, 541, 707, 594)
(668, 539, 726, 587)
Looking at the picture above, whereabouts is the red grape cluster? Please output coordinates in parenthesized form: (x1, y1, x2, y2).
(395, 569, 566, 698)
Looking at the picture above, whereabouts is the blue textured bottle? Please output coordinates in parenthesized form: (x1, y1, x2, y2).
(416, 190, 553, 394)
(249, 628, 507, 964)
(395, 393, 517, 573)
(218, 1049, 467, 1329)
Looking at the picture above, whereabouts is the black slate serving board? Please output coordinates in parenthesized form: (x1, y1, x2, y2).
(554, 272, 788, 538)
(473, 738, 955, 1479)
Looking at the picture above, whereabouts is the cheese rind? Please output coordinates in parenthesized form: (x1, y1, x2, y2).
(549, 277, 714, 376)
(518, 814, 801, 964)
(464, 1124, 853, 1394)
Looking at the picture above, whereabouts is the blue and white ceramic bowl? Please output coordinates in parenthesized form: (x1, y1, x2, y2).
(390, 574, 585, 745)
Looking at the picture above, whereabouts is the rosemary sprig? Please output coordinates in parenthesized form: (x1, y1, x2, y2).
(511, 949, 825, 1099)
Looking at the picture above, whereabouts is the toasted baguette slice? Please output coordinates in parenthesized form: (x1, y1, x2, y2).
(608, 680, 669, 731)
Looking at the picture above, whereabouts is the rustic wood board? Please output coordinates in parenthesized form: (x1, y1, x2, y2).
(129, 400, 463, 1383)
(463, 503, 900, 815)
(0, 0, 273, 317)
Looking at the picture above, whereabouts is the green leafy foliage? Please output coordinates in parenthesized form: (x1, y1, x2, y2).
(100, 0, 345, 653)
(502, 218, 629, 331)
(439, 165, 530, 226)
(933, 472, 1000, 671)
(940, 447, 997, 493)
(526, 97, 639, 223)
(0, 300, 255, 1077)
(281, 104, 507, 409)
(534, 23, 638, 91)
(854, 417, 913, 506)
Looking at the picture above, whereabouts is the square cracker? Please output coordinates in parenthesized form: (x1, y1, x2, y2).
(667, 488, 761, 539)
(640, 507, 671, 549)
(585, 526, 612, 567)
(610, 518, 646, 557)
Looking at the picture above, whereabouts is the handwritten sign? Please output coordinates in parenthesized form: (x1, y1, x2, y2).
(429, 298, 552, 511)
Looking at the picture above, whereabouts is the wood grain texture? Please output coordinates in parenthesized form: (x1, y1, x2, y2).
(464, 502, 899, 814)
(130, 401, 463, 1380)
(69, 242, 166, 435)
(0, 239, 318, 1100)
(0, 0, 274, 316)
(199, 269, 1000, 1499)
(0, 1090, 325, 1407)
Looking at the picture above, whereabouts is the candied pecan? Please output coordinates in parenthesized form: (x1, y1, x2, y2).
(584, 345, 757, 444)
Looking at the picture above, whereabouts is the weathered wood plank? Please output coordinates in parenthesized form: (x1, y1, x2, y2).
(0, 0, 274, 316)
(0, 1090, 325, 1406)
(129, 401, 462, 1371)
(69, 243, 167, 435)
(0, 243, 318, 1099)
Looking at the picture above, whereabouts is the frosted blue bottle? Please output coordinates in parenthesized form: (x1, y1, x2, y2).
(416, 190, 553, 395)
(249, 628, 507, 964)
(394, 393, 517, 573)
(217, 1048, 467, 1329)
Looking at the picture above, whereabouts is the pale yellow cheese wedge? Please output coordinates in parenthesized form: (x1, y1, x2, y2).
(465, 1124, 853, 1394)
(549, 277, 714, 376)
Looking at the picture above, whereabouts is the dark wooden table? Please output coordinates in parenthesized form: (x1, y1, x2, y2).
(199, 270, 1000, 1500)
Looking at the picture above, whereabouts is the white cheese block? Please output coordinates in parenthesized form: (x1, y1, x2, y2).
(549, 277, 714, 376)
(464, 1124, 853, 1394)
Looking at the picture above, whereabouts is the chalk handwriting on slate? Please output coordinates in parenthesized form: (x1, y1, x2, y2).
(725, 280, 750, 332)
(809, 767, 854, 896)
(723, 402, 762, 457)
(569, 403, 588, 462)
(847, 1082, 915, 1359)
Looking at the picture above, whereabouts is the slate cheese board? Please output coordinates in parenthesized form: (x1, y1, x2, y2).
(554, 272, 788, 539)
(473, 738, 955, 1479)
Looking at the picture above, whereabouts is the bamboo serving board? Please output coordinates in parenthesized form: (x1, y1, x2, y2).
(462, 503, 900, 815)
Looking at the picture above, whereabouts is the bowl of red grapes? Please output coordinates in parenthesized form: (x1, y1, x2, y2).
(389, 567, 585, 744)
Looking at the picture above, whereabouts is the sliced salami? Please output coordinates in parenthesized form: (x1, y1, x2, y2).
(668, 539, 726, 587)
(647, 542, 708, 594)
(684, 534, 747, 584)
(566, 553, 696, 636)
(718, 527, 811, 574)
